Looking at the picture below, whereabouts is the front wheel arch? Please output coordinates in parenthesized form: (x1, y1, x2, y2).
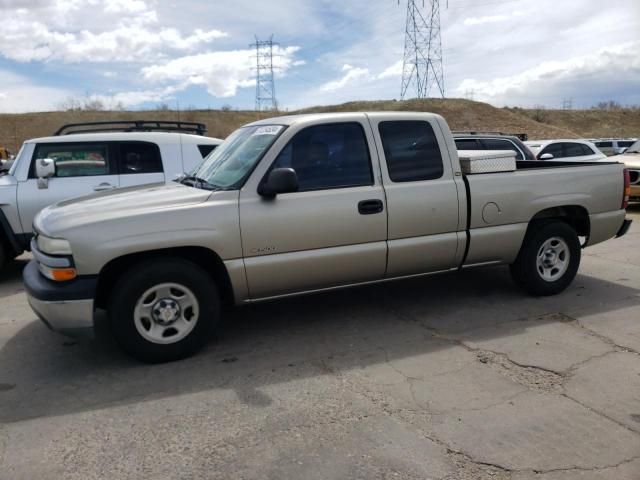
(94, 247, 234, 310)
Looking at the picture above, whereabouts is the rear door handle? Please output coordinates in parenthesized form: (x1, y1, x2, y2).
(93, 182, 117, 192)
(358, 199, 384, 215)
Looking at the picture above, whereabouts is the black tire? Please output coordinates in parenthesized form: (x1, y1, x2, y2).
(0, 241, 6, 272)
(109, 258, 220, 363)
(510, 221, 581, 296)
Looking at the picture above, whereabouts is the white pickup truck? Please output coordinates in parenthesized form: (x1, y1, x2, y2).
(0, 120, 222, 270)
(24, 112, 632, 363)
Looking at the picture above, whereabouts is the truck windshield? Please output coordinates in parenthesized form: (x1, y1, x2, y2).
(191, 125, 285, 189)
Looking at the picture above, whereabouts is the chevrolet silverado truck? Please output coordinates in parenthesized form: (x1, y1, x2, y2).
(24, 113, 632, 363)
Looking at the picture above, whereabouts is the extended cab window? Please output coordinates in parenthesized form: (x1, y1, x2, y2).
(32, 143, 112, 177)
(379, 121, 444, 182)
(271, 123, 373, 191)
(480, 138, 523, 160)
(119, 142, 163, 174)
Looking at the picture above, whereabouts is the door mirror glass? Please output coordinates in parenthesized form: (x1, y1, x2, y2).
(35, 158, 56, 189)
(539, 153, 554, 160)
(259, 168, 299, 197)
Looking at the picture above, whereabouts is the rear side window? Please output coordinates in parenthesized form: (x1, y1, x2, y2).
(480, 138, 523, 160)
(379, 121, 444, 182)
(271, 123, 373, 191)
(563, 142, 588, 157)
(581, 144, 595, 155)
(455, 138, 481, 150)
(198, 144, 217, 158)
(32, 143, 112, 177)
(619, 141, 635, 148)
(119, 142, 163, 174)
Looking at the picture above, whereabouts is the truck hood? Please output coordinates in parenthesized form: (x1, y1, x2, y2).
(620, 152, 640, 169)
(35, 182, 212, 236)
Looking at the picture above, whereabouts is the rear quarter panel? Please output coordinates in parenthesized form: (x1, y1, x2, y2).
(465, 162, 625, 263)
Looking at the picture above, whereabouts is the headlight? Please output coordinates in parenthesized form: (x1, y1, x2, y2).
(36, 235, 72, 256)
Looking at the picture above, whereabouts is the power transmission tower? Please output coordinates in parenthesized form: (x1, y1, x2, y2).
(562, 98, 573, 110)
(399, 0, 445, 100)
(250, 36, 278, 111)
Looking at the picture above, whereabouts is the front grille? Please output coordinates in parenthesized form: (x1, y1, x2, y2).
(629, 170, 640, 185)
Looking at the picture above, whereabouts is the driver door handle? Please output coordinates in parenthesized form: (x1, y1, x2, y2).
(358, 199, 384, 215)
(94, 182, 117, 192)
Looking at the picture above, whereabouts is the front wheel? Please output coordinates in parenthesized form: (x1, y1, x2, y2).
(510, 221, 581, 296)
(109, 259, 220, 363)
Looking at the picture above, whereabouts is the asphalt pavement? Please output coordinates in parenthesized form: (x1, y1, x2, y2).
(1, 206, 639, 479)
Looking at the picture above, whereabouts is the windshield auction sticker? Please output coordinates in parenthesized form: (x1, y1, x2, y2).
(254, 126, 283, 136)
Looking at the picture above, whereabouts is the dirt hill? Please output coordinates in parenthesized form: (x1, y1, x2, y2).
(1, 98, 638, 151)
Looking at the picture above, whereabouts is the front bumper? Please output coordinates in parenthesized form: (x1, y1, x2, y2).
(23, 260, 97, 338)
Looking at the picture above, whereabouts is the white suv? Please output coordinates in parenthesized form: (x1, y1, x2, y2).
(0, 120, 222, 270)
(525, 139, 607, 162)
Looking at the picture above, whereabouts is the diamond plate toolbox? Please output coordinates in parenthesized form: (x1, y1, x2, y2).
(458, 150, 517, 174)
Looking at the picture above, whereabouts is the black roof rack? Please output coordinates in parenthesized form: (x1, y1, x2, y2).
(54, 120, 207, 136)
(452, 131, 528, 141)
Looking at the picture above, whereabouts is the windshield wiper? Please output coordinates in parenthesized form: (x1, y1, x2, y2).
(175, 174, 219, 191)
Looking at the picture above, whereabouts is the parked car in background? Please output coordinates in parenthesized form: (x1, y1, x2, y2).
(454, 132, 536, 160)
(24, 112, 631, 362)
(0, 120, 222, 270)
(525, 139, 607, 162)
(593, 139, 637, 156)
(618, 140, 640, 201)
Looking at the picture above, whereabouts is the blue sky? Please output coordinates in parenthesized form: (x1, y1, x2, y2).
(0, 0, 638, 112)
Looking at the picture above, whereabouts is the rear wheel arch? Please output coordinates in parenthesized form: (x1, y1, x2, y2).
(528, 205, 590, 239)
(94, 246, 235, 309)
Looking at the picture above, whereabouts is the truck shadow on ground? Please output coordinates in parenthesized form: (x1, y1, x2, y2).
(1, 263, 638, 423)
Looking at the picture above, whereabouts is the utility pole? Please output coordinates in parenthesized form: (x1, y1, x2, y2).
(251, 35, 278, 111)
(399, 0, 445, 99)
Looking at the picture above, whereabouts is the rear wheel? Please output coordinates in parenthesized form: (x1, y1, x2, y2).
(510, 221, 581, 296)
(0, 241, 6, 272)
(109, 258, 220, 363)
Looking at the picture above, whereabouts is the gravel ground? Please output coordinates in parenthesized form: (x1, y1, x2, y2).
(1, 206, 639, 480)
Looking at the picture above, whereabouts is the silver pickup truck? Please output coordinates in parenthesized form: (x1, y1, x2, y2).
(24, 112, 632, 363)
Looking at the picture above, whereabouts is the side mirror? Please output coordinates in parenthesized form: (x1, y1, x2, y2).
(259, 168, 299, 197)
(539, 153, 554, 160)
(35, 158, 56, 189)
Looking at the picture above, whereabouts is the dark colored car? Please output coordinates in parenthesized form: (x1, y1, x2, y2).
(453, 133, 536, 161)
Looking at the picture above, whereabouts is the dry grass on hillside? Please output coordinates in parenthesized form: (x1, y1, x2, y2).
(1, 98, 639, 151)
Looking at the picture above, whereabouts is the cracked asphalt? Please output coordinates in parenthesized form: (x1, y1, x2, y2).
(1, 206, 639, 479)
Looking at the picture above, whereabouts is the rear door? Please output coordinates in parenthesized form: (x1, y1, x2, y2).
(370, 116, 461, 277)
(17, 141, 120, 233)
(117, 141, 165, 187)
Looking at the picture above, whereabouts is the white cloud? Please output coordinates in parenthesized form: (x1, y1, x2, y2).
(377, 61, 403, 80)
(320, 64, 371, 92)
(0, 0, 226, 63)
(454, 42, 640, 107)
(0, 70, 71, 113)
(142, 46, 301, 99)
(463, 15, 509, 26)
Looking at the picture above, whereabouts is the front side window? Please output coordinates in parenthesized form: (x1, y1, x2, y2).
(192, 125, 284, 189)
(379, 121, 444, 182)
(119, 142, 163, 174)
(539, 143, 563, 158)
(596, 141, 613, 148)
(33, 143, 112, 177)
(271, 123, 373, 191)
